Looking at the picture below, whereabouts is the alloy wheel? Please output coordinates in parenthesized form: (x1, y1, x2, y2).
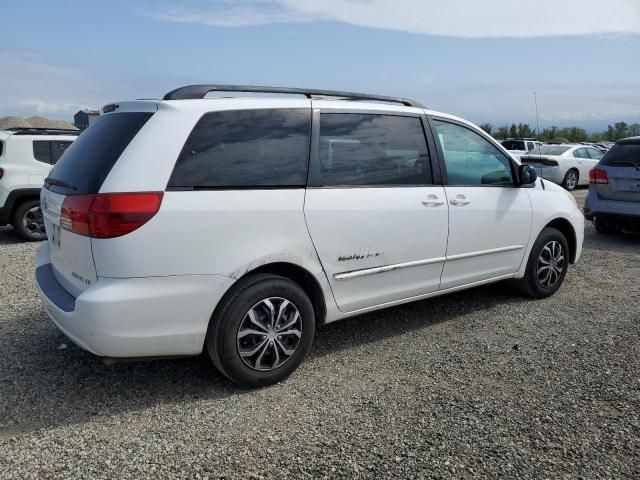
(565, 172, 577, 190)
(22, 206, 46, 239)
(537, 240, 565, 288)
(236, 297, 302, 371)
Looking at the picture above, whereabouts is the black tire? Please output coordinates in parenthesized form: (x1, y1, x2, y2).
(206, 274, 315, 388)
(12, 199, 47, 241)
(594, 218, 619, 235)
(513, 227, 570, 299)
(561, 169, 579, 191)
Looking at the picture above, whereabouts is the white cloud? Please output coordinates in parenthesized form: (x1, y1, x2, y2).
(147, 0, 640, 37)
(0, 50, 107, 118)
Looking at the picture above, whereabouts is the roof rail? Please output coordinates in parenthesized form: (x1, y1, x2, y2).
(6, 128, 81, 136)
(162, 84, 425, 108)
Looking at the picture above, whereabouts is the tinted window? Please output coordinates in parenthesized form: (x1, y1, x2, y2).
(0, 141, 3, 156)
(526, 142, 536, 151)
(601, 143, 640, 167)
(432, 120, 513, 186)
(586, 148, 603, 160)
(47, 112, 153, 194)
(33, 141, 52, 164)
(502, 140, 525, 151)
(169, 109, 310, 188)
(315, 114, 431, 187)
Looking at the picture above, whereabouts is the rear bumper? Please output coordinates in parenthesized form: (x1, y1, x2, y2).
(35, 243, 235, 358)
(583, 192, 640, 224)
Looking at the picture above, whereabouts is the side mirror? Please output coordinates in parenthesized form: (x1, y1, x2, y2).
(518, 164, 538, 186)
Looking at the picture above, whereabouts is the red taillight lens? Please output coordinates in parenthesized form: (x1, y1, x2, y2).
(589, 168, 608, 184)
(61, 192, 163, 238)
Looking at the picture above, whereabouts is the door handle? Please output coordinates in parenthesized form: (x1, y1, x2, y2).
(450, 198, 470, 206)
(421, 199, 444, 207)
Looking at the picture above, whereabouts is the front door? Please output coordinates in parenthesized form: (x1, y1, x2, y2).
(305, 108, 449, 312)
(429, 118, 533, 290)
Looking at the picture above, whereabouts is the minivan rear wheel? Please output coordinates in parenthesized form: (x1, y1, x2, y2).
(513, 227, 570, 299)
(13, 200, 47, 241)
(206, 273, 315, 388)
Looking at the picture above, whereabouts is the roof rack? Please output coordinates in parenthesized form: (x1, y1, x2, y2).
(162, 84, 425, 108)
(6, 128, 81, 136)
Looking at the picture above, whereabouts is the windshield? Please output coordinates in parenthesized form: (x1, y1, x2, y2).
(526, 145, 570, 156)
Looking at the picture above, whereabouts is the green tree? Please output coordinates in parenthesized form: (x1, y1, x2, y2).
(479, 123, 493, 135)
(496, 126, 510, 139)
(516, 123, 534, 138)
(629, 123, 640, 137)
(509, 124, 518, 138)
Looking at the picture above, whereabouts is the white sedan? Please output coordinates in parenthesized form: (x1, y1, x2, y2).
(520, 144, 604, 190)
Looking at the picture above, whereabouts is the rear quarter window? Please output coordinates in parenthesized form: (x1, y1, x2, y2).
(46, 112, 153, 194)
(169, 108, 311, 188)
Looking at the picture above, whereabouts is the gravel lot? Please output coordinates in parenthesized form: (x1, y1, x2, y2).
(0, 188, 638, 479)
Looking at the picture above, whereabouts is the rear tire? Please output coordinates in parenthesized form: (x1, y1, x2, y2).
(12, 199, 47, 242)
(594, 218, 619, 235)
(562, 169, 579, 191)
(513, 227, 570, 299)
(206, 274, 315, 388)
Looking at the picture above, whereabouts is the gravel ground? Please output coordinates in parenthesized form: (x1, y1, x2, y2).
(0, 188, 639, 479)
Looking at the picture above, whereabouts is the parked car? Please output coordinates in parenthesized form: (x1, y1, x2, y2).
(519, 144, 604, 190)
(0, 128, 80, 240)
(501, 138, 542, 159)
(35, 85, 584, 387)
(584, 136, 640, 233)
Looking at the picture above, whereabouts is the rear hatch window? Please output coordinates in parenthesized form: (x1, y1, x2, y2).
(45, 112, 153, 194)
(601, 143, 640, 168)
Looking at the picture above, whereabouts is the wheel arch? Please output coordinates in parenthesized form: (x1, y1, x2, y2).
(544, 217, 577, 263)
(214, 262, 328, 327)
(0, 188, 41, 226)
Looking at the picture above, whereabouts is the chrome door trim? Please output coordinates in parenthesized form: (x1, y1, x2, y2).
(334, 256, 446, 281)
(333, 245, 524, 281)
(445, 245, 524, 262)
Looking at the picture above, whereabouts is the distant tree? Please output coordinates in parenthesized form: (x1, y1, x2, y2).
(609, 122, 629, 141)
(479, 123, 493, 135)
(629, 123, 640, 137)
(509, 124, 518, 138)
(496, 126, 510, 139)
(516, 123, 534, 138)
(559, 127, 588, 142)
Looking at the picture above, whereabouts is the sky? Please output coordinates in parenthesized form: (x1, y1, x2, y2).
(1, 0, 639, 132)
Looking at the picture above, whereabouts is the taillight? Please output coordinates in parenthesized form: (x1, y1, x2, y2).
(589, 168, 608, 184)
(61, 192, 163, 238)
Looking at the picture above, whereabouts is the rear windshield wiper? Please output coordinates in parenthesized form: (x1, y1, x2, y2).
(44, 177, 77, 190)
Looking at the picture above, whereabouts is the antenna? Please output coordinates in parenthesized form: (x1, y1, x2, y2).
(534, 91, 540, 138)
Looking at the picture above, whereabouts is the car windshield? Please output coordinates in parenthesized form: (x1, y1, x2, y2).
(527, 145, 570, 155)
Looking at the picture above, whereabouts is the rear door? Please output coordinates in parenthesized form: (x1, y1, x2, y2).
(304, 106, 449, 312)
(429, 118, 532, 290)
(41, 110, 155, 296)
(596, 142, 640, 202)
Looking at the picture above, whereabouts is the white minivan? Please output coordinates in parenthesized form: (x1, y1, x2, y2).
(36, 85, 584, 387)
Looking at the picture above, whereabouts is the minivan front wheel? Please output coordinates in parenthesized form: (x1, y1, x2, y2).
(13, 200, 47, 241)
(513, 227, 570, 299)
(206, 273, 315, 387)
